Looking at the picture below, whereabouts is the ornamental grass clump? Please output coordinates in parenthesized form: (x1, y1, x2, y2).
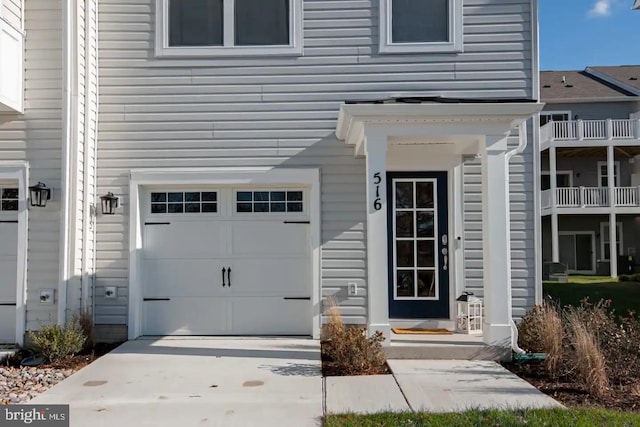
(565, 308, 610, 399)
(518, 303, 565, 377)
(322, 298, 387, 376)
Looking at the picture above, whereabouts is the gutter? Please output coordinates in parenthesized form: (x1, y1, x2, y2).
(505, 121, 528, 355)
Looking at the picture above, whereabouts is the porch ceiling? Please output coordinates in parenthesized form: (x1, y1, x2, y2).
(554, 146, 640, 158)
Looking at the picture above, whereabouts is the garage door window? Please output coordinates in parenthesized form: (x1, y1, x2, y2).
(151, 191, 218, 214)
(236, 190, 303, 213)
(0, 188, 18, 211)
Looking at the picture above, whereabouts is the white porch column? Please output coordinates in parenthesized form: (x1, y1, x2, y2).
(364, 132, 391, 342)
(607, 145, 618, 278)
(549, 146, 560, 262)
(481, 134, 512, 347)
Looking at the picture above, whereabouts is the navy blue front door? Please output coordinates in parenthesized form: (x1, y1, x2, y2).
(387, 172, 449, 319)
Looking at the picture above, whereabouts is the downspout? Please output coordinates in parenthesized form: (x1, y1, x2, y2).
(58, 0, 76, 325)
(505, 121, 528, 355)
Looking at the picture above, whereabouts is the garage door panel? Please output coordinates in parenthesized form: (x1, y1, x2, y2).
(0, 307, 16, 343)
(0, 224, 17, 256)
(143, 259, 228, 297)
(229, 298, 310, 336)
(144, 298, 227, 335)
(0, 260, 17, 300)
(231, 222, 308, 257)
(144, 222, 226, 259)
(229, 259, 309, 296)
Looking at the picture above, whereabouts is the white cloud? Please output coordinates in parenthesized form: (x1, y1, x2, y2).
(588, 0, 614, 17)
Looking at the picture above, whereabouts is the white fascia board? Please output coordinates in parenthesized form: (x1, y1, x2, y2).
(543, 96, 639, 104)
(336, 102, 545, 145)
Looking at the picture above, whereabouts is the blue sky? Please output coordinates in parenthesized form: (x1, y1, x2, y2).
(540, 0, 640, 71)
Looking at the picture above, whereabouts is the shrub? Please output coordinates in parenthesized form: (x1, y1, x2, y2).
(322, 299, 387, 376)
(565, 308, 610, 399)
(28, 320, 86, 362)
(619, 274, 631, 282)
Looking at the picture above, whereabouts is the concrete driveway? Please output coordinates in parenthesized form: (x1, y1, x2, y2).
(30, 338, 323, 427)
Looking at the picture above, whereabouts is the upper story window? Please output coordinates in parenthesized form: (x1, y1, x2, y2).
(379, 0, 463, 54)
(540, 111, 571, 126)
(156, 0, 303, 57)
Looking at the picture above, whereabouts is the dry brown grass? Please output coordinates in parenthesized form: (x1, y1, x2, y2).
(566, 309, 610, 399)
(72, 309, 95, 351)
(518, 303, 565, 377)
(322, 298, 387, 376)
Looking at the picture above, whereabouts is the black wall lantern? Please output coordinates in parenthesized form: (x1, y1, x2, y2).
(29, 182, 51, 207)
(100, 192, 119, 215)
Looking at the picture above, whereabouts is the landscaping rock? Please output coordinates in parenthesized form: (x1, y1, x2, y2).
(0, 366, 77, 404)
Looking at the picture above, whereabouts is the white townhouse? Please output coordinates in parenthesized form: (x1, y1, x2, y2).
(0, 0, 543, 355)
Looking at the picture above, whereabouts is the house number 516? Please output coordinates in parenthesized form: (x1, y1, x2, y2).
(373, 172, 382, 211)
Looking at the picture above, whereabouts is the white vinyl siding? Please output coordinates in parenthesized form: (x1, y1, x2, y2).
(462, 133, 535, 320)
(0, 0, 63, 330)
(95, 0, 536, 335)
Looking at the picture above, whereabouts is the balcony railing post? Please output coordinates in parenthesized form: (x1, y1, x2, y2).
(635, 119, 640, 139)
(606, 119, 613, 140)
(577, 119, 584, 140)
(580, 186, 586, 207)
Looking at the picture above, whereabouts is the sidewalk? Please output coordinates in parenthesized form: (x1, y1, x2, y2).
(324, 360, 562, 415)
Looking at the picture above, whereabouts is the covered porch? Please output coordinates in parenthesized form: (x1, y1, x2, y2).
(335, 99, 543, 349)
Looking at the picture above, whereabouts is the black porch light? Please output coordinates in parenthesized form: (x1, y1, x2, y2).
(100, 192, 119, 215)
(29, 182, 51, 207)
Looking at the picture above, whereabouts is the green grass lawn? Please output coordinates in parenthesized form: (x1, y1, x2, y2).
(543, 280, 640, 316)
(325, 409, 640, 427)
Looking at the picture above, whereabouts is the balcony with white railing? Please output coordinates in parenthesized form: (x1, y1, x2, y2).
(541, 186, 640, 210)
(540, 119, 640, 145)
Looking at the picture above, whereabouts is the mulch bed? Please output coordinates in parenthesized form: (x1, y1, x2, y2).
(504, 361, 640, 412)
(321, 341, 390, 377)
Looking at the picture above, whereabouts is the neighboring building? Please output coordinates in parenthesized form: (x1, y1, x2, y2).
(539, 67, 640, 277)
(0, 0, 543, 350)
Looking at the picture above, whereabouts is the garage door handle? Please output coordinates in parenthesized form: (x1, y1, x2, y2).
(284, 297, 311, 301)
(0, 302, 17, 306)
(222, 267, 227, 287)
(227, 267, 232, 287)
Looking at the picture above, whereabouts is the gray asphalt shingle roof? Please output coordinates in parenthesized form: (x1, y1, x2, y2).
(540, 70, 636, 101)
(590, 65, 640, 92)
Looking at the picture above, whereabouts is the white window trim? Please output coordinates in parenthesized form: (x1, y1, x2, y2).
(379, 0, 463, 54)
(600, 222, 623, 262)
(155, 0, 303, 57)
(541, 170, 573, 187)
(597, 161, 621, 188)
(558, 231, 596, 274)
(540, 111, 572, 122)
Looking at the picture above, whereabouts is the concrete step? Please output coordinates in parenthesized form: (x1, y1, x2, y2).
(385, 333, 510, 361)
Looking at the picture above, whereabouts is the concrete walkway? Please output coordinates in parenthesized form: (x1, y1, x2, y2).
(30, 338, 323, 427)
(325, 360, 562, 415)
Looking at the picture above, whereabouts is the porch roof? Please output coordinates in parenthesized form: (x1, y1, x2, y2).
(335, 98, 544, 150)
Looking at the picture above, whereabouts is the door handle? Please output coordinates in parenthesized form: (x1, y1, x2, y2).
(227, 267, 232, 287)
(442, 234, 448, 271)
(222, 267, 227, 287)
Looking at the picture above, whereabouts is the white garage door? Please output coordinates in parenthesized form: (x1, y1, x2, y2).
(142, 188, 312, 336)
(0, 187, 19, 343)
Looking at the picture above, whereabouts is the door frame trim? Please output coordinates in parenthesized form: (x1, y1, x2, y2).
(558, 230, 596, 274)
(128, 168, 321, 340)
(0, 161, 29, 346)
